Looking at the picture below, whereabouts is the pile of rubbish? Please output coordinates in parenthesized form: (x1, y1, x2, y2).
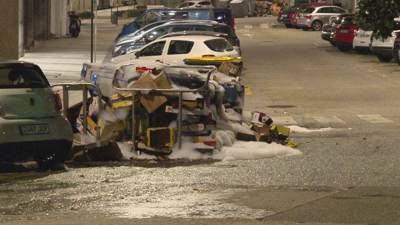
(68, 60, 292, 162)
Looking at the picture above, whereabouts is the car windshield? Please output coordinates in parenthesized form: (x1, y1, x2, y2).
(204, 39, 234, 52)
(0, 67, 49, 89)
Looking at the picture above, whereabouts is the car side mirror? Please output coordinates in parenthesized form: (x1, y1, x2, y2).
(135, 51, 140, 59)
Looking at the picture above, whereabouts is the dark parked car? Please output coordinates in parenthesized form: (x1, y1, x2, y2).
(116, 8, 234, 40)
(277, 5, 299, 28)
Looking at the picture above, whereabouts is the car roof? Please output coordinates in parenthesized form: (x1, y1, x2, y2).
(158, 34, 226, 41)
(159, 31, 228, 39)
(0, 60, 36, 68)
(313, 5, 342, 9)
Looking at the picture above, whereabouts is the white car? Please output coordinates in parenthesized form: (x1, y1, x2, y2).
(353, 28, 372, 54)
(111, 35, 240, 66)
(177, 0, 213, 9)
(0, 61, 73, 169)
(370, 31, 400, 62)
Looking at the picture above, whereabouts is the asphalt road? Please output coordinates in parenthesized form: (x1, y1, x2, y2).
(2, 16, 400, 225)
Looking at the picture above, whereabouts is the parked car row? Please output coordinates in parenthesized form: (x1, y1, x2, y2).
(277, 3, 345, 30)
(112, 7, 241, 68)
(279, 4, 400, 65)
(321, 14, 400, 64)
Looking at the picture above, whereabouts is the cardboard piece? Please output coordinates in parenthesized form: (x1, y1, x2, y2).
(218, 62, 240, 76)
(76, 105, 126, 141)
(147, 127, 176, 149)
(127, 71, 172, 113)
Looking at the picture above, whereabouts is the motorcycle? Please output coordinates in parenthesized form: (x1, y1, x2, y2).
(68, 11, 81, 37)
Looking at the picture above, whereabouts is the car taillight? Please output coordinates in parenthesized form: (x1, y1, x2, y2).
(354, 29, 358, 36)
(54, 92, 62, 111)
(305, 15, 312, 19)
(202, 55, 216, 57)
(289, 13, 293, 17)
(232, 18, 235, 31)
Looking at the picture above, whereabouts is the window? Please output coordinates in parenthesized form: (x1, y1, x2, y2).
(171, 26, 192, 32)
(140, 41, 166, 56)
(342, 17, 356, 26)
(317, 7, 331, 13)
(161, 12, 189, 20)
(199, 1, 211, 6)
(194, 26, 208, 31)
(167, 40, 194, 54)
(0, 67, 48, 89)
(303, 7, 315, 13)
(331, 7, 345, 13)
(145, 27, 170, 43)
(204, 39, 233, 52)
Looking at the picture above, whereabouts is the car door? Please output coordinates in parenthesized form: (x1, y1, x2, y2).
(164, 40, 196, 65)
(137, 40, 168, 62)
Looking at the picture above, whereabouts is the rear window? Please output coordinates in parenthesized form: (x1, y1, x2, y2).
(342, 17, 356, 26)
(0, 67, 49, 89)
(213, 25, 238, 46)
(303, 7, 315, 13)
(204, 39, 233, 52)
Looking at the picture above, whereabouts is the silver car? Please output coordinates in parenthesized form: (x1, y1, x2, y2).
(0, 61, 73, 169)
(297, 5, 346, 31)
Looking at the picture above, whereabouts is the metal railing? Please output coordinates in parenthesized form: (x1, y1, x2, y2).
(111, 65, 217, 152)
(51, 82, 103, 144)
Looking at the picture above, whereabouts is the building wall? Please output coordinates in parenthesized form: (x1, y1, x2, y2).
(0, 1, 19, 60)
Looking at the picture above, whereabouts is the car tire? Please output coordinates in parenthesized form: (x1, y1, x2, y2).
(285, 24, 293, 28)
(337, 46, 352, 52)
(34, 146, 71, 171)
(311, 21, 323, 31)
(301, 27, 308, 31)
(376, 54, 393, 62)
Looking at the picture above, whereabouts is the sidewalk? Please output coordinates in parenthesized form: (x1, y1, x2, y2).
(19, 7, 134, 84)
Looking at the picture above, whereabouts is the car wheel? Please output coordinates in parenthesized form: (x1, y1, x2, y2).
(285, 24, 293, 28)
(311, 21, 323, 31)
(337, 46, 352, 52)
(34, 146, 71, 171)
(376, 54, 393, 62)
(301, 27, 308, 31)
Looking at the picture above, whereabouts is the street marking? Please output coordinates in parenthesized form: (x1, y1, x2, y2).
(260, 23, 269, 29)
(357, 114, 394, 123)
(244, 25, 253, 30)
(271, 116, 298, 125)
(244, 34, 254, 38)
(314, 116, 346, 124)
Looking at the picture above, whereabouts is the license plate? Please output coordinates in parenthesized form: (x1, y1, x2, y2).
(360, 34, 370, 38)
(340, 29, 348, 33)
(19, 124, 50, 135)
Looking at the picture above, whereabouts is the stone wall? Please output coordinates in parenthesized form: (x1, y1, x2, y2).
(0, 1, 19, 60)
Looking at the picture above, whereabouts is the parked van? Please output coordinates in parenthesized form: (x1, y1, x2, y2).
(116, 8, 234, 40)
